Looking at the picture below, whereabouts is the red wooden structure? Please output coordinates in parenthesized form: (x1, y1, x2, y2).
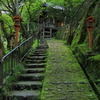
(12, 15, 22, 46)
(86, 16, 96, 49)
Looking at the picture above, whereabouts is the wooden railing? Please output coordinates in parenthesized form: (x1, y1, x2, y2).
(0, 32, 39, 88)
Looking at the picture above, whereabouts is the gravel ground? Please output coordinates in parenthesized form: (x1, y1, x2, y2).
(40, 39, 98, 100)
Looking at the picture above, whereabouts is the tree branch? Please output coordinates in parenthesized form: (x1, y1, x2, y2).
(10, 0, 16, 9)
(0, 1, 13, 14)
(25, 3, 32, 20)
(7, 0, 13, 10)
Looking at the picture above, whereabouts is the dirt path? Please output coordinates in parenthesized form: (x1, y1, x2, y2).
(40, 39, 97, 100)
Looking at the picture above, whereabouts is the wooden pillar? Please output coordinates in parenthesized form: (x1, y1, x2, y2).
(50, 28, 52, 38)
(43, 28, 45, 38)
(87, 28, 93, 49)
(53, 18, 55, 24)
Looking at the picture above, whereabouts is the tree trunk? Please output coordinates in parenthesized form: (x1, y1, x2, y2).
(1, 19, 15, 50)
(0, 35, 4, 59)
(0, 11, 4, 59)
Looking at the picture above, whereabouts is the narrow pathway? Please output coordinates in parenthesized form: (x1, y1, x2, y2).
(41, 39, 98, 100)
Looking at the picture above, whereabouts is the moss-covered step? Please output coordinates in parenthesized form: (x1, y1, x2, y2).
(34, 50, 46, 54)
(8, 90, 40, 100)
(25, 68, 46, 73)
(28, 53, 46, 56)
(25, 63, 46, 68)
(27, 56, 47, 60)
(40, 39, 98, 100)
(25, 59, 46, 63)
(19, 73, 45, 81)
(12, 81, 42, 90)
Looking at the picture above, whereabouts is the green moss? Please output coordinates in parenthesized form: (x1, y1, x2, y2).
(41, 39, 97, 100)
(71, 13, 87, 47)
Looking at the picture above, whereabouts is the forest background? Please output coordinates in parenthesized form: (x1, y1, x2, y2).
(0, 0, 84, 58)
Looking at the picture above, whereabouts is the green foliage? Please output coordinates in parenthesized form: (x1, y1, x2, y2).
(88, 54, 100, 61)
(4, 49, 10, 54)
(45, 0, 84, 23)
(55, 25, 68, 40)
(20, 0, 45, 33)
(0, 14, 15, 52)
(32, 39, 39, 48)
(46, 0, 64, 5)
(21, 1, 44, 24)
(46, 7, 64, 21)
(0, 14, 14, 34)
(26, 39, 39, 57)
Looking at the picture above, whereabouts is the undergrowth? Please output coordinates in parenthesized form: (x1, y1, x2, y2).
(32, 39, 39, 49)
(0, 63, 25, 99)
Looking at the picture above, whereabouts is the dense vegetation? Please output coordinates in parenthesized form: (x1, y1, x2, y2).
(0, 0, 84, 58)
(1, 0, 100, 98)
(56, 0, 100, 92)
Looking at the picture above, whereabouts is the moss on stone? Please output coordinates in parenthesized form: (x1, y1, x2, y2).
(71, 10, 88, 47)
(40, 39, 97, 100)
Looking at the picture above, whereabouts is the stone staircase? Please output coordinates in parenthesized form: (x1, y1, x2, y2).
(7, 41, 48, 100)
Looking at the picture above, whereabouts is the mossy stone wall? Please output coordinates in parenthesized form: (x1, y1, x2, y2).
(55, 0, 100, 90)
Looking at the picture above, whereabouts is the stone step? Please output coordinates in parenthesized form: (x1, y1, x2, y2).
(12, 81, 42, 90)
(25, 59, 46, 63)
(34, 52, 46, 55)
(25, 68, 45, 73)
(6, 45, 47, 100)
(29, 53, 46, 56)
(36, 46, 48, 50)
(25, 63, 46, 68)
(28, 52, 46, 55)
(8, 90, 40, 100)
(35, 49, 46, 52)
(27, 56, 47, 60)
(19, 73, 45, 81)
(34, 50, 46, 54)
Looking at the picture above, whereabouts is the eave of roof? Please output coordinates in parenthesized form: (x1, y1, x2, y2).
(43, 2, 64, 10)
